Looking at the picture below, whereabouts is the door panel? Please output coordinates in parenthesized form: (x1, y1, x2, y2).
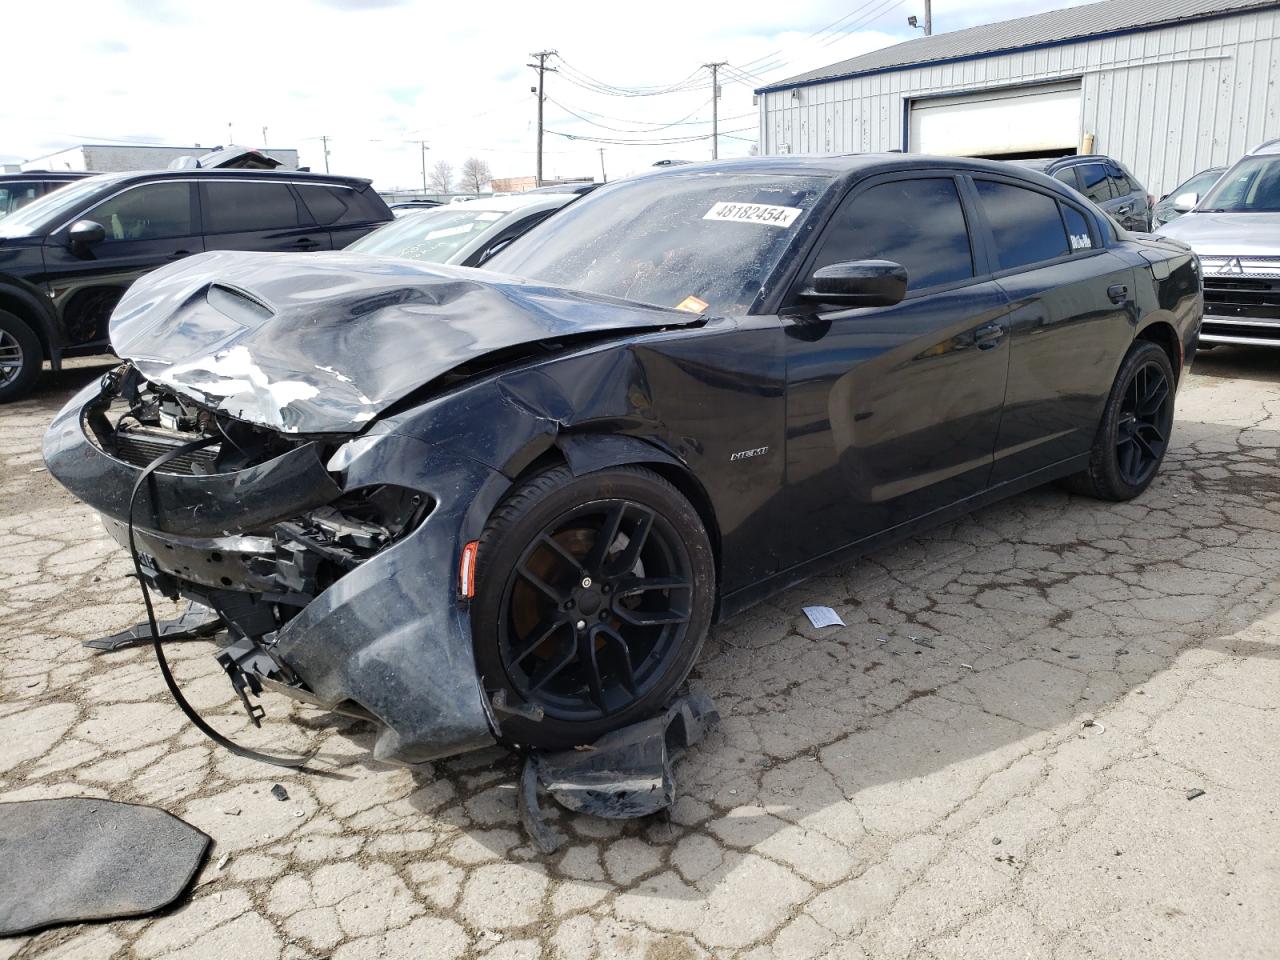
(41, 181, 203, 347)
(991, 252, 1136, 482)
(782, 283, 1012, 564)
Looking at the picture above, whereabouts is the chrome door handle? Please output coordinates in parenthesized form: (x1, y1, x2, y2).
(1108, 283, 1130, 304)
(973, 323, 1004, 349)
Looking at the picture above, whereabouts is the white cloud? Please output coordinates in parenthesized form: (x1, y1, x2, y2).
(6, 0, 1093, 187)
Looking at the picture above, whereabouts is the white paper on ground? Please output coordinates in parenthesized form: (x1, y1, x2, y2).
(802, 605, 845, 629)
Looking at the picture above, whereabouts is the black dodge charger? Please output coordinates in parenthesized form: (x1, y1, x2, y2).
(44, 155, 1202, 763)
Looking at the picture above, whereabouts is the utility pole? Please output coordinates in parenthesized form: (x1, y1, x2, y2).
(261, 126, 268, 147)
(598, 147, 607, 183)
(320, 135, 330, 174)
(703, 62, 728, 160)
(227, 122, 234, 145)
(528, 50, 557, 186)
(925, 0, 932, 36)
(414, 140, 429, 194)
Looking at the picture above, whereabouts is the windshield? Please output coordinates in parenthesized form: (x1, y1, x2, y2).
(1199, 156, 1280, 212)
(0, 173, 128, 238)
(487, 172, 828, 315)
(347, 206, 509, 262)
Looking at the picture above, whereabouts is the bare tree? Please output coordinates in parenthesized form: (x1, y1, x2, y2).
(460, 156, 492, 194)
(428, 160, 454, 194)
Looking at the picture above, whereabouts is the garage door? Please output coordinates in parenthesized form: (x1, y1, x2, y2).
(908, 80, 1082, 158)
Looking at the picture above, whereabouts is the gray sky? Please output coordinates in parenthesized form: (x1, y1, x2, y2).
(7, 0, 1093, 188)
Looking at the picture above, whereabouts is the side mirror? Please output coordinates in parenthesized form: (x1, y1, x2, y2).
(68, 219, 106, 249)
(799, 259, 908, 308)
(1171, 192, 1199, 213)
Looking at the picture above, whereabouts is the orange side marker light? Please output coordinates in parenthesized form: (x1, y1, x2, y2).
(459, 541, 479, 599)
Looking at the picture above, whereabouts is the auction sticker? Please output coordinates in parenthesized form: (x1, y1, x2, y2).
(704, 201, 802, 228)
(675, 295, 709, 314)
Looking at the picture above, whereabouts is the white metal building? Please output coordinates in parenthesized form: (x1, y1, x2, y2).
(21, 143, 300, 173)
(755, 0, 1280, 195)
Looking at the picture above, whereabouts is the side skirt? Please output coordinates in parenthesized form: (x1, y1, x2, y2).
(718, 453, 1090, 621)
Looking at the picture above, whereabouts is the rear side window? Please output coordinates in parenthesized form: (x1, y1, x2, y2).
(1061, 204, 1095, 251)
(297, 185, 355, 225)
(1078, 164, 1113, 203)
(203, 180, 303, 233)
(816, 178, 974, 291)
(975, 181, 1069, 270)
(1053, 168, 1079, 189)
(345, 187, 391, 223)
(90, 182, 194, 240)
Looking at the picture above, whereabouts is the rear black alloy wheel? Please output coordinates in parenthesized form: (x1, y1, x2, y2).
(473, 465, 714, 749)
(1115, 359, 1173, 488)
(1063, 340, 1176, 501)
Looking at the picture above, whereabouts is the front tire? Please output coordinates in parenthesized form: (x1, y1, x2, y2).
(472, 463, 715, 750)
(0, 311, 42, 403)
(1064, 340, 1176, 501)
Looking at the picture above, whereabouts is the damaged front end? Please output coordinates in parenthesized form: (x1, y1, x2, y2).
(44, 363, 502, 763)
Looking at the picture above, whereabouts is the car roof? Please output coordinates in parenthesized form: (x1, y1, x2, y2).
(71, 168, 372, 189)
(1249, 138, 1280, 155)
(0, 171, 95, 181)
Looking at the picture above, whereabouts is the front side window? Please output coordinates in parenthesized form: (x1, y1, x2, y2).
(1078, 164, 1113, 203)
(975, 180, 1069, 270)
(1107, 163, 1135, 197)
(487, 173, 828, 315)
(814, 177, 974, 291)
(89, 182, 193, 241)
(1199, 155, 1280, 212)
(203, 181, 302, 233)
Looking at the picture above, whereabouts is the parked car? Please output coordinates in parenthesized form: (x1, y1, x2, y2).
(389, 200, 443, 216)
(43, 155, 1200, 763)
(1151, 167, 1226, 228)
(1013, 155, 1153, 232)
(528, 182, 600, 196)
(0, 168, 391, 401)
(1157, 139, 1280, 347)
(346, 192, 578, 267)
(0, 171, 94, 220)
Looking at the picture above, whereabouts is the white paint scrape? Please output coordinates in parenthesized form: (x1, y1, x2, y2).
(161, 345, 320, 432)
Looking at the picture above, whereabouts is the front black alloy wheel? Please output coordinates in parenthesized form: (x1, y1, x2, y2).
(1064, 340, 1176, 501)
(472, 464, 714, 749)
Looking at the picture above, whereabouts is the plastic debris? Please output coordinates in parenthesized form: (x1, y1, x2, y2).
(270, 784, 289, 802)
(1082, 718, 1106, 735)
(1186, 788, 1206, 801)
(802, 606, 845, 629)
(910, 636, 934, 649)
(216, 854, 230, 872)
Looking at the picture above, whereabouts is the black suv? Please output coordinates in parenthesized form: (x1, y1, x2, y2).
(0, 169, 392, 401)
(0, 171, 94, 219)
(1013, 155, 1152, 233)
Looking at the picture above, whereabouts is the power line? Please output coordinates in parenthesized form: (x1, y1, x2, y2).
(546, 126, 756, 146)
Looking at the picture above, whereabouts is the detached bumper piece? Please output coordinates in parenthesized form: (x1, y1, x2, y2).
(83, 600, 223, 653)
(518, 687, 719, 853)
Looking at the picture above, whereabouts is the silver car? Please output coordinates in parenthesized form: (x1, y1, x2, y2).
(347, 192, 578, 267)
(1157, 139, 1280, 348)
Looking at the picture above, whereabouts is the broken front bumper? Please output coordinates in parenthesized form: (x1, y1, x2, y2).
(44, 380, 505, 764)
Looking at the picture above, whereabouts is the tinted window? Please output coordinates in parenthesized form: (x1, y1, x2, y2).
(1061, 204, 1095, 251)
(975, 181, 1069, 270)
(344, 187, 390, 223)
(90, 183, 193, 241)
(1107, 163, 1135, 197)
(204, 181, 302, 233)
(296, 185, 351, 225)
(815, 178, 973, 290)
(1078, 164, 1113, 203)
(1053, 168, 1079, 189)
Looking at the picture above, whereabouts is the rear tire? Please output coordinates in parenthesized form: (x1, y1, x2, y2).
(1062, 340, 1175, 501)
(0, 311, 42, 403)
(472, 463, 715, 750)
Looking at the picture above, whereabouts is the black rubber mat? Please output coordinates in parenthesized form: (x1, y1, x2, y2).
(0, 797, 210, 936)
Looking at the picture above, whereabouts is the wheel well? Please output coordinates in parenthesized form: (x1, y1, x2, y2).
(1136, 322, 1181, 383)
(505, 443, 725, 614)
(0, 291, 48, 361)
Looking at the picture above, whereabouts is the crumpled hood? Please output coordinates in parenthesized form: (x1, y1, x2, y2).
(110, 250, 699, 434)
(1156, 211, 1280, 256)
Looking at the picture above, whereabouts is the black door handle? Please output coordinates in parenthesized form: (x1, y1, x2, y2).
(973, 323, 1004, 349)
(291, 237, 320, 249)
(167, 249, 192, 261)
(1107, 283, 1130, 304)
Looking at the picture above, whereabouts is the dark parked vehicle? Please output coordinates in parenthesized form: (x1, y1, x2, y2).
(348, 192, 579, 267)
(0, 169, 391, 401)
(389, 200, 444, 215)
(44, 155, 1201, 763)
(1151, 167, 1226, 228)
(0, 171, 94, 220)
(1014, 155, 1153, 232)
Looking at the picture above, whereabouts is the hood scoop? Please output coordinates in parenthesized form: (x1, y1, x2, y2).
(110, 251, 701, 434)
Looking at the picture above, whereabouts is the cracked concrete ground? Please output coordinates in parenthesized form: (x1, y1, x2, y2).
(2, 350, 1279, 960)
